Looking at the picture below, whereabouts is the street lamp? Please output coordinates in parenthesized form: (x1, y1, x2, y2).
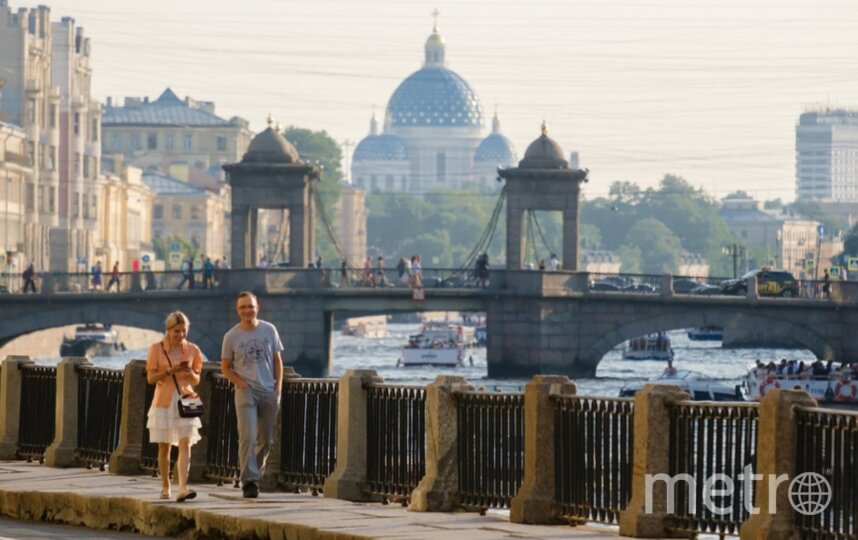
(722, 243, 745, 278)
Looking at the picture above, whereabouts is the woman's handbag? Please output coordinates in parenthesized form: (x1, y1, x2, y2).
(161, 344, 205, 418)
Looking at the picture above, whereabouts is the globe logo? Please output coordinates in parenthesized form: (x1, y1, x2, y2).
(789, 473, 832, 516)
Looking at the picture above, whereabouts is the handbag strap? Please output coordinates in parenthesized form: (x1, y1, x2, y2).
(160, 343, 184, 396)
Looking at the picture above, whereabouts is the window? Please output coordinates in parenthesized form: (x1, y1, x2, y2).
(436, 151, 446, 182)
(217, 136, 227, 151)
(91, 119, 98, 142)
(111, 134, 122, 150)
(183, 134, 193, 150)
(73, 193, 79, 217)
(83, 156, 90, 178)
(49, 187, 55, 213)
(47, 146, 56, 170)
(27, 99, 35, 123)
(371, 175, 378, 192)
(147, 133, 158, 150)
(38, 186, 44, 212)
(165, 135, 174, 150)
(27, 142, 35, 165)
(26, 184, 34, 211)
(83, 194, 89, 218)
(172, 204, 182, 219)
(49, 105, 57, 128)
(130, 133, 141, 150)
(73, 153, 80, 176)
(73, 113, 80, 136)
(190, 206, 200, 220)
(153, 204, 164, 219)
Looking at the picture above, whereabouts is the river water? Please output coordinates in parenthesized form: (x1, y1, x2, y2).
(27, 323, 817, 399)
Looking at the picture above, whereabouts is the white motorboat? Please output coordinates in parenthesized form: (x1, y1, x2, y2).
(623, 333, 673, 361)
(59, 323, 125, 357)
(398, 322, 475, 367)
(687, 326, 723, 341)
(341, 315, 387, 338)
(619, 368, 742, 401)
(744, 363, 858, 405)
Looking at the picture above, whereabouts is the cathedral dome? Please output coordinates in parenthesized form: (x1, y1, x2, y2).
(385, 67, 484, 128)
(354, 134, 409, 162)
(243, 126, 299, 163)
(519, 125, 567, 169)
(475, 112, 517, 165)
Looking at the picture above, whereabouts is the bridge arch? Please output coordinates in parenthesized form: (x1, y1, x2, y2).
(0, 305, 221, 361)
(584, 309, 834, 368)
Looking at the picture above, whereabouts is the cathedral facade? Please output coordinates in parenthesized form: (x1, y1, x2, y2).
(352, 22, 516, 194)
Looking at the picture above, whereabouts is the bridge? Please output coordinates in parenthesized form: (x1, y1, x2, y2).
(2, 268, 856, 377)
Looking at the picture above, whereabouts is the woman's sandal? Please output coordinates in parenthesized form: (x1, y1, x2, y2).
(176, 490, 197, 503)
(160, 488, 171, 500)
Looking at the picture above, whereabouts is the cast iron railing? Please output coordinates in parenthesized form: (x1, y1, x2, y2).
(554, 395, 634, 524)
(456, 390, 524, 509)
(668, 401, 759, 539)
(205, 373, 240, 484)
(140, 379, 159, 474)
(366, 383, 426, 501)
(280, 378, 338, 491)
(76, 366, 124, 468)
(795, 406, 858, 540)
(17, 364, 57, 462)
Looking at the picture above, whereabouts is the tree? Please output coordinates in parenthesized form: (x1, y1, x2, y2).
(152, 235, 199, 264)
(622, 218, 683, 274)
(844, 222, 858, 256)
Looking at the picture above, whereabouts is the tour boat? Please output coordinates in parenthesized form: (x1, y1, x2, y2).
(623, 333, 674, 361)
(397, 322, 476, 367)
(341, 315, 387, 338)
(619, 368, 742, 401)
(744, 364, 858, 404)
(686, 326, 724, 341)
(59, 323, 125, 357)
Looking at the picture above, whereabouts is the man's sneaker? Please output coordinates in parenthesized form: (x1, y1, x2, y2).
(242, 482, 259, 499)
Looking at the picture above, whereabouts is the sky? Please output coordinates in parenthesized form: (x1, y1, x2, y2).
(20, 0, 858, 201)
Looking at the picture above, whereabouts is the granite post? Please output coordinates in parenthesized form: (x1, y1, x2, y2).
(0, 356, 34, 459)
(108, 359, 148, 474)
(44, 357, 90, 467)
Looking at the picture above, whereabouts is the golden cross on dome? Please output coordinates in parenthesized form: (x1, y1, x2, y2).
(431, 8, 440, 32)
(541, 120, 548, 135)
(266, 114, 274, 128)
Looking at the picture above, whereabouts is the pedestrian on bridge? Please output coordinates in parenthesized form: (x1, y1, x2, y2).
(22, 263, 36, 293)
(220, 291, 283, 499)
(107, 261, 121, 292)
(90, 261, 103, 291)
(145, 311, 203, 503)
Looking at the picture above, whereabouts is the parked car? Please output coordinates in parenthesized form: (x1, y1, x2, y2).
(719, 269, 799, 297)
(624, 283, 657, 293)
(590, 281, 622, 291)
(673, 278, 702, 294)
(692, 284, 722, 295)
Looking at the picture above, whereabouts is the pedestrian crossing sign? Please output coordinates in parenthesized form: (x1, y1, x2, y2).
(848, 258, 858, 272)
(804, 259, 815, 271)
(829, 267, 841, 278)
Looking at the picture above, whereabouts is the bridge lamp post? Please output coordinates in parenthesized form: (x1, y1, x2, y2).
(722, 243, 745, 278)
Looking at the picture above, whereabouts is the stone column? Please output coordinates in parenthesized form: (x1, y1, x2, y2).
(186, 362, 223, 483)
(562, 203, 579, 271)
(411, 375, 473, 511)
(739, 389, 816, 540)
(506, 206, 525, 270)
(44, 357, 90, 467)
(323, 369, 382, 501)
(289, 204, 307, 268)
(0, 356, 34, 459)
(108, 359, 148, 474)
(258, 366, 301, 490)
(230, 206, 249, 269)
(619, 384, 689, 538)
(510, 375, 577, 523)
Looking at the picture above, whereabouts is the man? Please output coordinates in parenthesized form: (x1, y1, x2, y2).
(107, 261, 121, 291)
(202, 257, 215, 289)
(22, 263, 36, 293)
(822, 269, 831, 299)
(221, 291, 283, 498)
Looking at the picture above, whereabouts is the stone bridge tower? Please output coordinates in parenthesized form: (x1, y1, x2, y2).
(223, 123, 321, 268)
(498, 124, 588, 270)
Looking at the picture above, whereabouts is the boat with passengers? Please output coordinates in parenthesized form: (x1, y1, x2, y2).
(744, 360, 858, 405)
(59, 323, 125, 357)
(623, 332, 674, 361)
(619, 364, 742, 401)
(397, 322, 476, 367)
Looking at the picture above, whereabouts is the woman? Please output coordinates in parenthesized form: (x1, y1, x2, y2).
(146, 311, 203, 502)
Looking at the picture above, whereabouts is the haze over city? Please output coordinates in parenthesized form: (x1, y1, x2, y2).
(33, 0, 858, 201)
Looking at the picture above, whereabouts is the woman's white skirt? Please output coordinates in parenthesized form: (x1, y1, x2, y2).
(147, 386, 202, 446)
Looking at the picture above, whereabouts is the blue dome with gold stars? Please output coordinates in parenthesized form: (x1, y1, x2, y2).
(385, 67, 484, 128)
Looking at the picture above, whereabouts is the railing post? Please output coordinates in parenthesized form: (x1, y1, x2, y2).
(739, 389, 815, 540)
(258, 365, 300, 490)
(130, 272, 143, 292)
(0, 356, 34, 459)
(44, 357, 90, 467)
(411, 375, 473, 511)
(510, 375, 576, 523)
(746, 276, 759, 300)
(323, 369, 382, 502)
(661, 274, 673, 297)
(108, 359, 147, 474)
(186, 362, 223, 483)
(40, 273, 55, 294)
(619, 383, 689, 538)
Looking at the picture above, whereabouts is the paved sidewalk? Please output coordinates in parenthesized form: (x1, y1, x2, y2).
(0, 462, 624, 539)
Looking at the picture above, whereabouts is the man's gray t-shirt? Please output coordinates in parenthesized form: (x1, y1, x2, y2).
(221, 321, 284, 392)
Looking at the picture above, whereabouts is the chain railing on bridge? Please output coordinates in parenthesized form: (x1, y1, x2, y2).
(553, 395, 634, 525)
(668, 401, 759, 539)
(280, 378, 338, 491)
(17, 364, 57, 462)
(365, 383, 426, 502)
(455, 389, 525, 510)
(795, 406, 858, 540)
(76, 365, 124, 469)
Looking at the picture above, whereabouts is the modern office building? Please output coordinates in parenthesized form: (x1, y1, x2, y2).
(796, 109, 858, 201)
